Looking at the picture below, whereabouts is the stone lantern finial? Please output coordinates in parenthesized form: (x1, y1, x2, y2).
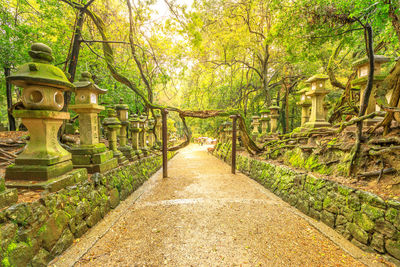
(80, 71, 92, 80)
(28, 43, 54, 63)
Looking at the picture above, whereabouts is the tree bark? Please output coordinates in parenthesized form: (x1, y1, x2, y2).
(4, 67, 16, 131)
(63, 8, 86, 111)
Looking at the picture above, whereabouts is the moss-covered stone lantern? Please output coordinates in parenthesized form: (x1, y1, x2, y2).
(148, 118, 155, 148)
(69, 72, 117, 173)
(154, 113, 162, 147)
(139, 114, 148, 155)
(352, 55, 390, 126)
(5, 43, 87, 190)
(269, 102, 280, 133)
(260, 109, 270, 135)
(297, 88, 312, 126)
(116, 102, 136, 161)
(304, 74, 331, 128)
(251, 115, 260, 138)
(129, 114, 143, 158)
(103, 108, 128, 165)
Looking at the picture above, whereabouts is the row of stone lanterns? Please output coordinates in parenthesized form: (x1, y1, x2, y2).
(4, 43, 161, 191)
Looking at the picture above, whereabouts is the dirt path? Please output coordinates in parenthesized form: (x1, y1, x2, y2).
(52, 144, 387, 266)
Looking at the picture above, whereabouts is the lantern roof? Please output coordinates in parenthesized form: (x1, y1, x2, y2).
(103, 109, 120, 125)
(352, 55, 390, 68)
(305, 74, 329, 84)
(73, 71, 107, 94)
(7, 43, 74, 91)
(129, 114, 140, 122)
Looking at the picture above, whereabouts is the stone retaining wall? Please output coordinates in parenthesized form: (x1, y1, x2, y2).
(213, 144, 400, 262)
(0, 153, 173, 267)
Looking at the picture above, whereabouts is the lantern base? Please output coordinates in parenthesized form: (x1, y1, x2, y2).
(0, 187, 18, 209)
(119, 145, 138, 161)
(113, 149, 128, 165)
(5, 168, 87, 192)
(70, 144, 118, 174)
(5, 159, 73, 181)
(304, 120, 331, 129)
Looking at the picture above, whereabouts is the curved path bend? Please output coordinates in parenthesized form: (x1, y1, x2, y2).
(52, 145, 387, 266)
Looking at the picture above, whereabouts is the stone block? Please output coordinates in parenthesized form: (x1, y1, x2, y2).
(6, 241, 34, 267)
(38, 210, 69, 251)
(355, 212, 375, 232)
(347, 223, 369, 244)
(50, 229, 74, 257)
(6, 160, 73, 181)
(72, 154, 91, 165)
(0, 188, 18, 209)
(92, 150, 113, 164)
(109, 188, 120, 209)
(375, 218, 397, 237)
(86, 207, 102, 228)
(321, 210, 336, 228)
(30, 248, 50, 267)
(6, 203, 31, 224)
(361, 203, 385, 221)
(371, 232, 385, 253)
(386, 239, 400, 260)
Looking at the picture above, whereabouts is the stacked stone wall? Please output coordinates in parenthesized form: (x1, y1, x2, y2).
(213, 144, 400, 262)
(0, 153, 174, 267)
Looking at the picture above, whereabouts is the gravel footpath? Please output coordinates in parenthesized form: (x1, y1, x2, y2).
(52, 144, 390, 266)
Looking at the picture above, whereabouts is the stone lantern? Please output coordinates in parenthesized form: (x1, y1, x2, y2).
(69, 72, 117, 173)
(139, 114, 148, 155)
(103, 108, 128, 165)
(154, 113, 162, 147)
(251, 115, 260, 138)
(129, 114, 143, 158)
(297, 88, 312, 126)
(116, 102, 136, 161)
(304, 74, 331, 128)
(260, 109, 270, 135)
(148, 118, 155, 148)
(5, 43, 87, 190)
(269, 102, 280, 133)
(352, 55, 390, 126)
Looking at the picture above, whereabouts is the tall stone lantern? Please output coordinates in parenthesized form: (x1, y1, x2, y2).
(251, 115, 260, 138)
(116, 102, 136, 161)
(297, 88, 312, 126)
(103, 109, 128, 165)
(352, 55, 390, 126)
(154, 113, 162, 147)
(148, 118, 155, 148)
(129, 114, 143, 158)
(304, 74, 331, 128)
(139, 114, 148, 155)
(5, 43, 87, 190)
(269, 102, 280, 133)
(260, 109, 270, 135)
(69, 72, 117, 173)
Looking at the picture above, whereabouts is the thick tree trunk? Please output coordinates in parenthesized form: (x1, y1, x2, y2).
(4, 67, 16, 131)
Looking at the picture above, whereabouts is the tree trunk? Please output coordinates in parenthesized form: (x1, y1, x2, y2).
(4, 67, 16, 131)
(63, 8, 85, 111)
